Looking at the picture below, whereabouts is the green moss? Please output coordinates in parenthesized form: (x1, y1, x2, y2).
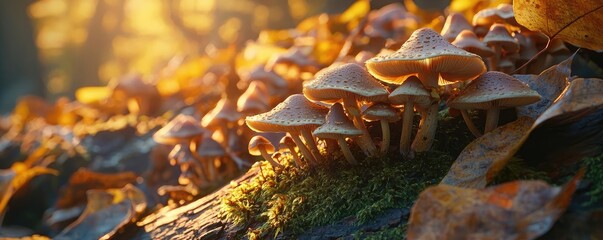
(583, 153, 603, 206)
(220, 110, 473, 239)
(352, 224, 407, 240)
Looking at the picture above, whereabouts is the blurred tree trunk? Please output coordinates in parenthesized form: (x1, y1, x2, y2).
(0, 0, 45, 113)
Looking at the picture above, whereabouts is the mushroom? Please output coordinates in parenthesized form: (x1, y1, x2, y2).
(248, 135, 283, 169)
(246, 94, 328, 165)
(448, 71, 541, 133)
(110, 73, 160, 116)
(196, 135, 230, 182)
(237, 81, 270, 115)
(239, 66, 289, 104)
(387, 77, 432, 157)
(452, 30, 495, 59)
(153, 114, 209, 184)
(366, 28, 486, 153)
(362, 103, 401, 155)
(303, 63, 389, 156)
(313, 103, 362, 165)
(440, 13, 473, 42)
(513, 32, 539, 74)
(279, 135, 303, 167)
(483, 24, 519, 71)
(472, 6, 504, 37)
(201, 98, 242, 146)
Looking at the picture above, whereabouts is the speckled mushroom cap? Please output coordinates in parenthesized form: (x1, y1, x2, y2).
(365, 28, 486, 88)
(313, 103, 363, 139)
(448, 71, 541, 110)
(483, 24, 519, 53)
(153, 114, 207, 145)
(303, 63, 389, 104)
(248, 135, 275, 156)
(440, 13, 473, 42)
(197, 136, 225, 157)
(388, 76, 433, 107)
(452, 30, 495, 58)
(362, 103, 401, 122)
(202, 98, 243, 128)
(246, 94, 328, 133)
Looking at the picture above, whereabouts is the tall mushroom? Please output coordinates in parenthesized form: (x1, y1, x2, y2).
(366, 28, 486, 153)
(362, 103, 401, 155)
(248, 135, 283, 169)
(303, 63, 389, 156)
(279, 135, 303, 167)
(387, 77, 432, 157)
(448, 71, 541, 133)
(483, 24, 519, 71)
(196, 135, 229, 182)
(313, 103, 362, 165)
(246, 94, 328, 165)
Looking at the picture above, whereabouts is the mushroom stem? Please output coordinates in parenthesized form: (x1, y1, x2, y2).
(289, 134, 318, 166)
(460, 109, 483, 137)
(205, 158, 215, 182)
(411, 103, 439, 153)
(286, 145, 303, 167)
(400, 101, 414, 157)
(259, 147, 283, 169)
(301, 129, 325, 163)
(218, 121, 230, 147)
(336, 136, 358, 165)
(491, 45, 501, 71)
(178, 143, 210, 181)
(379, 120, 390, 155)
(484, 108, 500, 133)
(342, 97, 377, 156)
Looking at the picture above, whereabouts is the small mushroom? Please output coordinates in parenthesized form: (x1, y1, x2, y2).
(440, 13, 473, 42)
(304, 63, 389, 156)
(452, 30, 495, 59)
(110, 73, 160, 116)
(388, 77, 432, 157)
(313, 103, 362, 165)
(239, 66, 289, 103)
(248, 135, 283, 169)
(279, 135, 303, 167)
(448, 71, 541, 133)
(362, 103, 401, 155)
(201, 98, 242, 146)
(483, 24, 519, 71)
(237, 81, 270, 115)
(196, 135, 230, 182)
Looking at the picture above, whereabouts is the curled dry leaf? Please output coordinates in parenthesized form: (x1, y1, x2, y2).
(534, 78, 603, 128)
(0, 163, 58, 218)
(515, 52, 574, 119)
(441, 117, 534, 188)
(409, 170, 583, 240)
(513, 0, 603, 50)
(55, 184, 146, 240)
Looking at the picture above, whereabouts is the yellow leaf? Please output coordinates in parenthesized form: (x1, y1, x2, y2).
(513, 0, 603, 50)
(75, 87, 111, 104)
(339, 0, 370, 23)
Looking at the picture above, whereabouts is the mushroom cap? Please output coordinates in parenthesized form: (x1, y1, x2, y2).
(388, 76, 433, 107)
(472, 7, 503, 27)
(313, 103, 363, 139)
(440, 13, 473, 42)
(237, 81, 270, 114)
(248, 135, 275, 156)
(303, 63, 389, 104)
(153, 114, 207, 145)
(514, 32, 539, 61)
(452, 30, 495, 58)
(202, 98, 243, 128)
(278, 135, 296, 150)
(365, 28, 486, 87)
(483, 24, 519, 53)
(265, 47, 320, 73)
(362, 103, 401, 122)
(197, 136, 226, 157)
(246, 94, 328, 133)
(448, 71, 541, 110)
(241, 66, 288, 92)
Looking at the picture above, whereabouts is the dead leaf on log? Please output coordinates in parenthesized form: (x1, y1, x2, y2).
(534, 78, 603, 128)
(440, 117, 534, 188)
(55, 184, 146, 240)
(515, 52, 574, 119)
(513, 0, 603, 50)
(409, 170, 583, 240)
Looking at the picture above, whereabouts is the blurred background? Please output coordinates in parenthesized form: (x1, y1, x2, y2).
(0, 0, 411, 114)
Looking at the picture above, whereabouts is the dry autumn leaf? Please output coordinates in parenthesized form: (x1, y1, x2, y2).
(440, 117, 534, 188)
(513, 0, 603, 50)
(0, 163, 57, 220)
(515, 52, 575, 119)
(409, 170, 583, 240)
(534, 78, 603, 128)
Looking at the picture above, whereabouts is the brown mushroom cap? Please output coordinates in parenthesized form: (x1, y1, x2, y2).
(240, 66, 288, 92)
(265, 47, 320, 73)
(472, 7, 503, 28)
(440, 13, 473, 42)
(303, 63, 389, 104)
(278, 135, 297, 150)
(313, 103, 363, 139)
(362, 103, 401, 122)
(365, 28, 486, 88)
(248, 135, 276, 156)
(153, 114, 207, 145)
(448, 71, 541, 110)
(197, 136, 226, 157)
(388, 76, 433, 107)
(202, 98, 243, 128)
(452, 30, 495, 58)
(246, 94, 328, 133)
(237, 81, 269, 114)
(483, 24, 519, 53)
